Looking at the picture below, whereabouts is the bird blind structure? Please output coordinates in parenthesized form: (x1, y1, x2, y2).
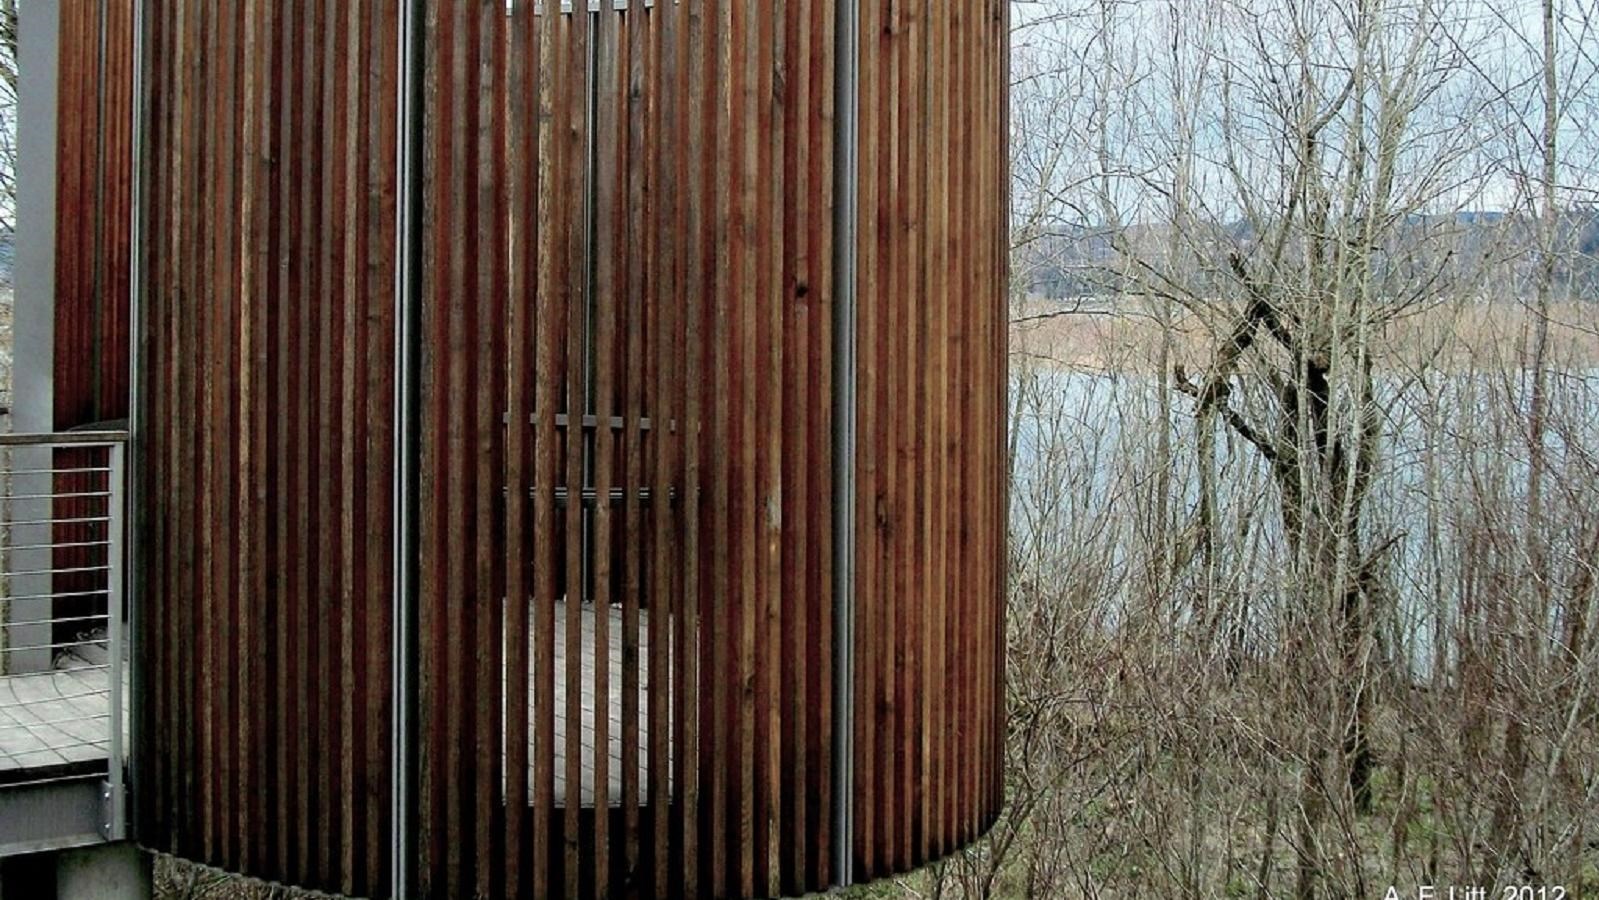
(8, 1, 1010, 898)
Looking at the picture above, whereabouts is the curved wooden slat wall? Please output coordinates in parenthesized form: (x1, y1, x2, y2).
(133, 2, 1005, 898)
(415, 4, 838, 896)
(851, 0, 1009, 881)
(136, 0, 400, 895)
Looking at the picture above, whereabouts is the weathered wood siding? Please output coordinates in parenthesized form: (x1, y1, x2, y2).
(136, 1, 400, 895)
(51, 1, 137, 651)
(131, 2, 1005, 898)
(54, 0, 135, 430)
(415, 4, 837, 896)
(852, 0, 1010, 881)
(857, 1, 1004, 882)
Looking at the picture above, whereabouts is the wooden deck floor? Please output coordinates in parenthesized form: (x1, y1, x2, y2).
(543, 600, 665, 808)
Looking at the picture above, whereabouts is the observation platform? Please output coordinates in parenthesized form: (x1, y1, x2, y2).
(0, 647, 114, 778)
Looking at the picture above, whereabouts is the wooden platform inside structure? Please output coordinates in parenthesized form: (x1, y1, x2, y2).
(520, 599, 671, 809)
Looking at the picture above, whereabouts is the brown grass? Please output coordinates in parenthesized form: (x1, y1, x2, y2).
(1012, 298, 1599, 373)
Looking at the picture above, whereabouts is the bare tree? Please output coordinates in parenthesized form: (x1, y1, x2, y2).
(976, 0, 1599, 897)
(0, 0, 16, 235)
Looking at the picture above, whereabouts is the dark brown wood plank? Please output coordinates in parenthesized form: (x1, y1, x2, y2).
(756, 5, 782, 895)
(591, 6, 619, 895)
(335, 0, 364, 886)
(563, 8, 591, 896)
(470, 0, 503, 893)
(417, 0, 448, 890)
(778, 2, 807, 889)
(619, 2, 648, 886)
(927, 0, 951, 860)
(532, 5, 560, 898)
(812, 3, 837, 884)
(708, 1, 731, 892)
(855, 0, 879, 877)
(505, 3, 534, 898)
(676, 2, 705, 892)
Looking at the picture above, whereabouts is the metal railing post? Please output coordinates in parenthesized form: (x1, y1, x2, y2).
(126, 0, 150, 846)
(105, 441, 127, 841)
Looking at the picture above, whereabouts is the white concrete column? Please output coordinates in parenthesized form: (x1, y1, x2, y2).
(8, 0, 62, 675)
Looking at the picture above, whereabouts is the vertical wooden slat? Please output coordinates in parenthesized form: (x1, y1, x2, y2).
(195, 0, 216, 864)
(533, 5, 560, 898)
(778, 0, 806, 889)
(707, 0, 730, 891)
(219, 0, 241, 869)
(370, 3, 400, 891)
(505, 3, 534, 898)
(247, 0, 268, 874)
(678, 3, 705, 892)
(926, 0, 950, 861)
(952, 0, 971, 844)
(236, 0, 259, 875)
(757, 3, 783, 894)
(451, 0, 473, 886)
(855, 0, 880, 878)
(736, 0, 759, 890)
(588, 5, 610, 895)
(177, 0, 202, 864)
(144, 0, 171, 855)
(647, 6, 678, 893)
(619, 1, 648, 888)
(471, 0, 504, 893)
(273, 0, 298, 875)
(814, 2, 837, 885)
(896, 0, 916, 870)
(563, 8, 590, 895)
(991, 0, 1005, 830)
(336, 0, 364, 886)
(318, 0, 346, 878)
(296, 0, 320, 876)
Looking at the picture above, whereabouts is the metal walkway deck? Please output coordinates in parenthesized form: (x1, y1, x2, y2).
(0, 657, 113, 776)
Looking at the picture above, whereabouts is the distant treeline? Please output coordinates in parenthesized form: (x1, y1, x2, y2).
(1019, 207, 1599, 301)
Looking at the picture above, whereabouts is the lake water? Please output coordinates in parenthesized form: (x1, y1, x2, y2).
(1009, 366, 1599, 669)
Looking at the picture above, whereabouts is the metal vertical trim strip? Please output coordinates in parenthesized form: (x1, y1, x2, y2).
(126, 0, 149, 845)
(831, 0, 860, 887)
(391, 0, 426, 895)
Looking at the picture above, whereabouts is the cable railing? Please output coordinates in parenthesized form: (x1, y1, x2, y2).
(0, 430, 128, 840)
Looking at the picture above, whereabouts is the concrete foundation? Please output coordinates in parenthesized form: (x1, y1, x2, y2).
(3, 844, 154, 900)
